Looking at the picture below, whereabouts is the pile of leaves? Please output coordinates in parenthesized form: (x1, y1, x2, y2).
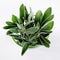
(4, 4, 54, 55)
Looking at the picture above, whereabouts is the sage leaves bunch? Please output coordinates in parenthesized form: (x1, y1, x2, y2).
(4, 4, 54, 55)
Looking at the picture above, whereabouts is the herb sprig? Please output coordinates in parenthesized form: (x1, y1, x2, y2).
(4, 4, 54, 55)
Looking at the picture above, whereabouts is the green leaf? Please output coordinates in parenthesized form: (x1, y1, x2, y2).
(12, 15, 18, 23)
(41, 35, 51, 44)
(10, 35, 19, 38)
(12, 37, 23, 46)
(10, 35, 23, 42)
(21, 42, 29, 55)
(9, 28, 19, 33)
(41, 15, 54, 26)
(10, 35, 25, 41)
(37, 38, 43, 45)
(35, 10, 43, 23)
(26, 26, 39, 35)
(24, 6, 28, 19)
(7, 31, 12, 35)
(43, 7, 52, 20)
(6, 21, 16, 26)
(40, 30, 52, 34)
(41, 21, 54, 30)
(20, 4, 28, 22)
(3, 25, 16, 29)
(18, 18, 22, 24)
(45, 38, 51, 44)
(24, 20, 34, 27)
(40, 35, 50, 47)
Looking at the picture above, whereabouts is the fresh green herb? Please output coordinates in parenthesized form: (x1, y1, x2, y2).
(3, 4, 54, 55)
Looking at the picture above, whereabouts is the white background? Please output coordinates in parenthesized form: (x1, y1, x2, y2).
(0, 0, 60, 60)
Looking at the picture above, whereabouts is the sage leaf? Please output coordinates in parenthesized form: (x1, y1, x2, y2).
(7, 31, 12, 35)
(40, 35, 50, 47)
(41, 35, 51, 44)
(41, 21, 54, 30)
(40, 30, 52, 34)
(20, 4, 28, 22)
(26, 26, 39, 35)
(43, 7, 52, 20)
(3, 25, 16, 29)
(24, 20, 34, 27)
(6, 21, 16, 26)
(9, 28, 19, 33)
(11, 35, 23, 42)
(41, 15, 54, 26)
(12, 15, 18, 23)
(35, 10, 43, 23)
(21, 42, 29, 55)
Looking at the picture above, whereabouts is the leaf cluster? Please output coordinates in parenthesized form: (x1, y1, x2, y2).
(3, 4, 54, 55)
